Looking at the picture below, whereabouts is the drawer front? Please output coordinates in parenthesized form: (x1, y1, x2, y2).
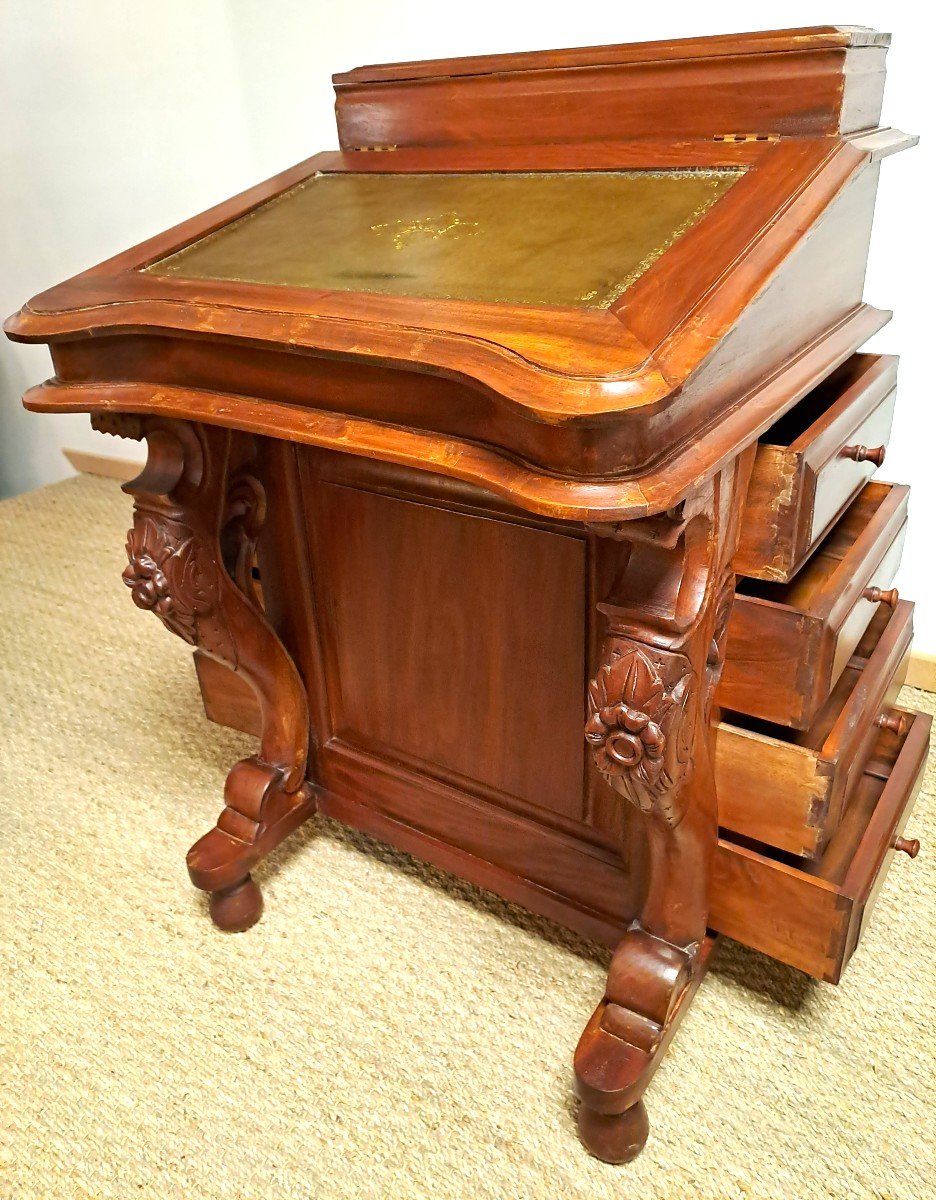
(715, 600, 914, 858)
(720, 481, 908, 727)
(735, 353, 898, 582)
(711, 708, 930, 982)
(807, 383, 897, 544)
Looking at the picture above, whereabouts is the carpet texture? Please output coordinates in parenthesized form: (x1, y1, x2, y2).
(1, 473, 934, 1200)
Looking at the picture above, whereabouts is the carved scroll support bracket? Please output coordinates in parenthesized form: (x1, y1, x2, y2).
(101, 413, 316, 931)
(574, 454, 753, 1164)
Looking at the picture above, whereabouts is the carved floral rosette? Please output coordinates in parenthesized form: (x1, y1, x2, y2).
(123, 512, 235, 664)
(585, 643, 697, 826)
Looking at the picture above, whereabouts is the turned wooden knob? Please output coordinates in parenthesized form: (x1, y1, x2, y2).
(863, 586, 899, 607)
(842, 443, 886, 467)
(891, 835, 920, 858)
(876, 711, 909, 736)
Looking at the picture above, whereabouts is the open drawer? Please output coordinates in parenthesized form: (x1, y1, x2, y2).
(719, 481, 908, 728)
(734, 353, 898, 582)
(715, 600, 913, 858)
(711, 706, 930, 982)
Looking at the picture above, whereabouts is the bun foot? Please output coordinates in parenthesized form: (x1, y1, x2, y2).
(577, 1099, 649, 1164)
(208, 874, 263, 932)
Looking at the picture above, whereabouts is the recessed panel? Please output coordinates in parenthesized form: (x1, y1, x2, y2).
(305, 476, 587, 823)
(147, 169, 742, 309)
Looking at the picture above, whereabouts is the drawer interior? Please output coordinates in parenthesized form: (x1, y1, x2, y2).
(722, 601, 909, 750)
(758, 353, 893, 451)
(716, 601, 913, 857)
(736, 480, 903, 611)
(712, 706, 930, 982)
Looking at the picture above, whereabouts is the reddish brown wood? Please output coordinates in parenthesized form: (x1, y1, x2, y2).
(3, 27, 926, 1168)
(192, 592, 929, 985)
(712, 706, 930, 982)
(113, 417, 316, 927)
(716, 599, 913, 857)
(733, 354, 899, 582)
(843, 443, 887, 466)
(571, 451, 753, 1160)
(720, 481, 908, 728)
(3, 134, 910, 496)
(333, 28, 888, 149)
(18, 304, 889, 523)
(864, 585, 899, 606)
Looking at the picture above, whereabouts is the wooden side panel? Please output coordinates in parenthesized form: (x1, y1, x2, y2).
(195, 652, 261, 738)
(711, 840, 848, 979)
(714, 725, 827, 855)
(718, 598, 812, 725)
(300, 466, 588, 827)
(732, 446, 799, 580)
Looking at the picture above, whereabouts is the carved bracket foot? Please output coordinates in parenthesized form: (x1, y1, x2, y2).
(575, 458, 752, 1162)
(108, 416, 317, 930)
(574, 930, 713, 1163)
(187, 757, 317, 928)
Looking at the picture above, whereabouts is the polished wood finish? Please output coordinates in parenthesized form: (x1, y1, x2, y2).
(720, 481, 908, 727)
(4, 135, 913, 499)
(733, 354, 898, 581)
(194, 616, 927, 984)
(714, 707, 930, 982)
(334, 28, 888, 148)
(4, 27, 925, 1167)
(116, 417, 315, 928)
(716, 600, 913, 857)
(19, 303, 889, 523)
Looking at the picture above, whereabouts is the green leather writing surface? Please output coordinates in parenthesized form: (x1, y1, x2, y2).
(147, 170, 742, 309)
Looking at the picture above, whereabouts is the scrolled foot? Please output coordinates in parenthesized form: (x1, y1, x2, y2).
(577, 1099, 649, 1164)
(208, 874, 263, 932)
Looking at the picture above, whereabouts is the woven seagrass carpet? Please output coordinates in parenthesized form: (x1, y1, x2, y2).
(1, 474, 934, 1200)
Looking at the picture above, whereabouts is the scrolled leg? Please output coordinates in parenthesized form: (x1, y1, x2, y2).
(101, 414, 316, 927)
(574, 454, 751, 1162)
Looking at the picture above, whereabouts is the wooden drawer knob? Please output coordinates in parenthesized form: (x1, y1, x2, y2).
(891, 835, 920, 859)
(876, 711, 909, 736)
(842, 443, 886, 467)
(863, 586, 899, 607)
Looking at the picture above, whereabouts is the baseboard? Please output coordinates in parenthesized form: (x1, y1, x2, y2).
(64, 448, 140, 483)
(906, 652, 936, 694)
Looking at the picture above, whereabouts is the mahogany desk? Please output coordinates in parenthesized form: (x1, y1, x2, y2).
(6, 26, 929, 1165)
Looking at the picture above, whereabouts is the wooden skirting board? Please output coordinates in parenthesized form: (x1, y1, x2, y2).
(64, 447, 141, 482)
(906, 652, 936, 692)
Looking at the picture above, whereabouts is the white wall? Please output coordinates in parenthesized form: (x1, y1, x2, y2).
(1, 2, 933, 644)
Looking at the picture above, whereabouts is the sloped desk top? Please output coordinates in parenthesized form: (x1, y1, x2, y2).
(4, 28, 914, 518)
(147, 169, 742, 309)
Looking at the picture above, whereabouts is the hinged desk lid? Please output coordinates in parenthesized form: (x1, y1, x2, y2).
(4, 27, 915, 520)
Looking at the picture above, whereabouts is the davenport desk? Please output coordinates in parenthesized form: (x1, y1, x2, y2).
(5, 26, 929, 1164)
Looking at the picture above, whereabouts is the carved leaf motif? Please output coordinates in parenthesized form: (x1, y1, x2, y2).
(123, 514, 224, 651)
(586, 644, 696, 826)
